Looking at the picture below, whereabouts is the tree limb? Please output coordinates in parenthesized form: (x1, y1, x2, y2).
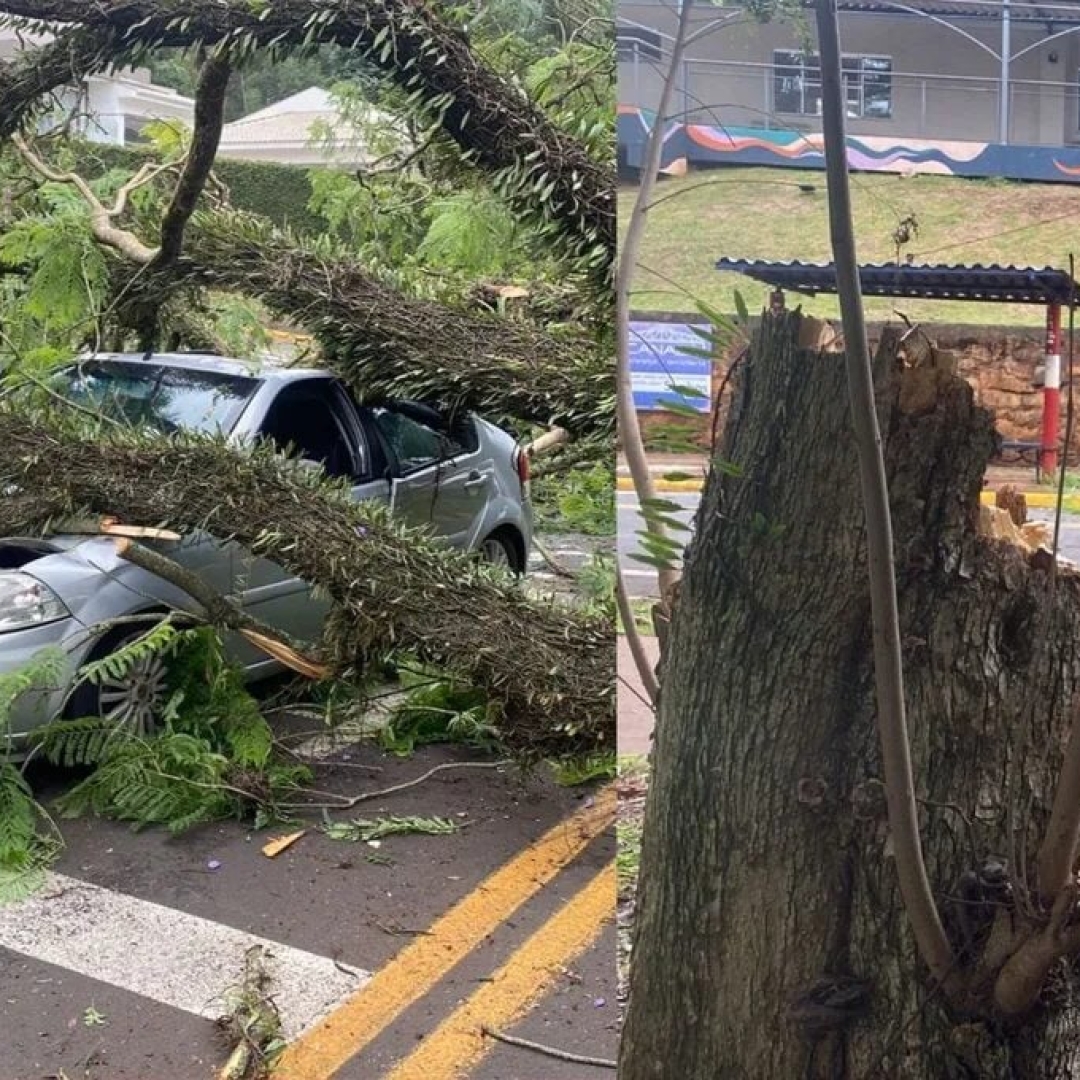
(0, 26, 126, 142)
(154, 49, 231, 270)
(5, 140, 609, 436)
(11, 132, 159, 262)
(0, 409, 614, 757)
(167, 213, 612, 437)
(113, 537, 329, 679)
(0, 0, 613, 281)
(994, 882, 1080, 1015)
(815, 0, 957, 991)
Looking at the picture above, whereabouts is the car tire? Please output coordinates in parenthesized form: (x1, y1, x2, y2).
(478, 530, 522, 574)
(64, 620, 171, 738)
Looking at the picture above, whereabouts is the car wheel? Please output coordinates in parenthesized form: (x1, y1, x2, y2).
(479, 531, 520, 573)
(66, 624, 170, 738)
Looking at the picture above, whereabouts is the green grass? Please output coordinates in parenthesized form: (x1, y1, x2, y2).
(620, 167, 1080, 327)
(616, 817, 643, 898)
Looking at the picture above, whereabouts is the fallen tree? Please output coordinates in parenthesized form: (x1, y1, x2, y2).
(0, 408, 614, 758)
(0, 0, 613, 284)
(122, 211, 612, 439)
(0, 0, 613, 766)
(620, 310, 1080, 1076)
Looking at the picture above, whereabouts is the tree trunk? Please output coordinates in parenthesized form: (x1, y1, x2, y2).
(620, 311, 1080, 1078)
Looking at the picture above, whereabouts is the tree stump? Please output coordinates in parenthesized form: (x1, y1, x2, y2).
(620, 311, 1080, 1078)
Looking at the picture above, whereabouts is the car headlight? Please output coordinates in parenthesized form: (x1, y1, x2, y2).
(0, 572, 70, 633)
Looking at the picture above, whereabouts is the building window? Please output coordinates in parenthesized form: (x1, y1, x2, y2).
(773, 51, 892, 119)
(617, 27, 662, 63)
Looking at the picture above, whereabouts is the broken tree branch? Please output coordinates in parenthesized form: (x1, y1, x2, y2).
(0, 409, 614, 757)
(154, 49, 231, 270)
(815, 0, 957, 991)
(12, 132, 159, 262)
(113, 538, 329, 679)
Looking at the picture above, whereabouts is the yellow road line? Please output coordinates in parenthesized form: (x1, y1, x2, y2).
(273, 787, 614, 1079)
(979, 489, 1080, 510)
(384, 863, 616, 1080)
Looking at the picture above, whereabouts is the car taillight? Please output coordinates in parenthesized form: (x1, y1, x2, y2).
(514, 446, 531, 497)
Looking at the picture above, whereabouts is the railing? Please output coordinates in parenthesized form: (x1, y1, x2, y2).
(618, 54, 1080, 148)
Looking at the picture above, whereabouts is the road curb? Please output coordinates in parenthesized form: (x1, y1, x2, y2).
(616, 476, 702, 493)
(979, 490, 1080, 512)
(618, 476, 1080, 507)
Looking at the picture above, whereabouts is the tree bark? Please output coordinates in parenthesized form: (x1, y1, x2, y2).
(620, 311, 1080, 1078)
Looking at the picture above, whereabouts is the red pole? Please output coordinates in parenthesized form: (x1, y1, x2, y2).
(1042, 302, 1063, 476)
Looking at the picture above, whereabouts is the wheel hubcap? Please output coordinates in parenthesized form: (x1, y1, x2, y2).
(98, 652, 168, 737)
(482, 538, 511, 567)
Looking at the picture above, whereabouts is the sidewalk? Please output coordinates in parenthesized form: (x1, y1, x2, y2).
(617, 635, 658, 757)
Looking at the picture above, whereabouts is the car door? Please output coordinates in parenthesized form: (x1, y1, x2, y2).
(366, 404, 495, 550)
(231, 378, 390, 665)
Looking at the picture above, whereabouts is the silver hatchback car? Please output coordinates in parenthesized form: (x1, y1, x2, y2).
(0, 352, 533, 747)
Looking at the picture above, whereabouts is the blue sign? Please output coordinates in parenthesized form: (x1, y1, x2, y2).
(629, 321, 712, 412)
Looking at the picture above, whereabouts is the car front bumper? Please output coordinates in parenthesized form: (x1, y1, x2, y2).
(0, 615, 93, 750)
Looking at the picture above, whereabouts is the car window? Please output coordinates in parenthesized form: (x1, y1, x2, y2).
(372, 409, 444, 473)
(48, 361, 258, 436)
(372, 407, 475, 473)
(258, 382, 368, 481)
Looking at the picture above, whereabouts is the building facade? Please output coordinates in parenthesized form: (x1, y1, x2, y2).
(0, 28, 193, 146)
(618, 0, 1080, 179)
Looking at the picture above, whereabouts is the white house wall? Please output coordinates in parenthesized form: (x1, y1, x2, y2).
(618, 4, 1080, 146)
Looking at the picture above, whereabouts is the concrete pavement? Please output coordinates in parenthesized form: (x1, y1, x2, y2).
(617, 636, 657, 757)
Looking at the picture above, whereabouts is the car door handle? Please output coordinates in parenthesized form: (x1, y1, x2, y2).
(463, 470, 488, 490)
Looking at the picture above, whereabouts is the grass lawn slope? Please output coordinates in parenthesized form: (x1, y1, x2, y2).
(619, 166, 1080, 326)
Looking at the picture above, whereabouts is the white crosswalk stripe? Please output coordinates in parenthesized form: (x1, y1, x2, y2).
(0, 873, 368, 1038)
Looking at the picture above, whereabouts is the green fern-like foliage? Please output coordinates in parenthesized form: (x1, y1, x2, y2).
(0, 648, 69, 903)
(0, 646, 66, 735)
(380, 672, 500, 756)
(77, 620, 184, 688)
(50, 627, 294, 832)
(163, 627, 273, 768)
(33, 715, 138, 769)
(0, 762, 62, 904)
(55, 731, 234, 833)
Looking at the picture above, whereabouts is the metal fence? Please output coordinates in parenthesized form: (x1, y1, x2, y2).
(619, 53, 1080, 148)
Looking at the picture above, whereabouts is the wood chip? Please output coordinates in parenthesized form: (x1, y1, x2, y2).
(262, 830, 307, 858)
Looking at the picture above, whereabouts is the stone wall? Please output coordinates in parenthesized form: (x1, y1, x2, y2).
(883, 324, 1049, 450)
(637, 322, 1072, 459)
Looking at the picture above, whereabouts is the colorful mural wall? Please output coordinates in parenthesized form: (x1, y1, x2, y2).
(618, 105, 1080, 183)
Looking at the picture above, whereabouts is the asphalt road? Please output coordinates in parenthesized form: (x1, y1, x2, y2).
(617, 490, 1080, 598)
(617, 491, 697, 598)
